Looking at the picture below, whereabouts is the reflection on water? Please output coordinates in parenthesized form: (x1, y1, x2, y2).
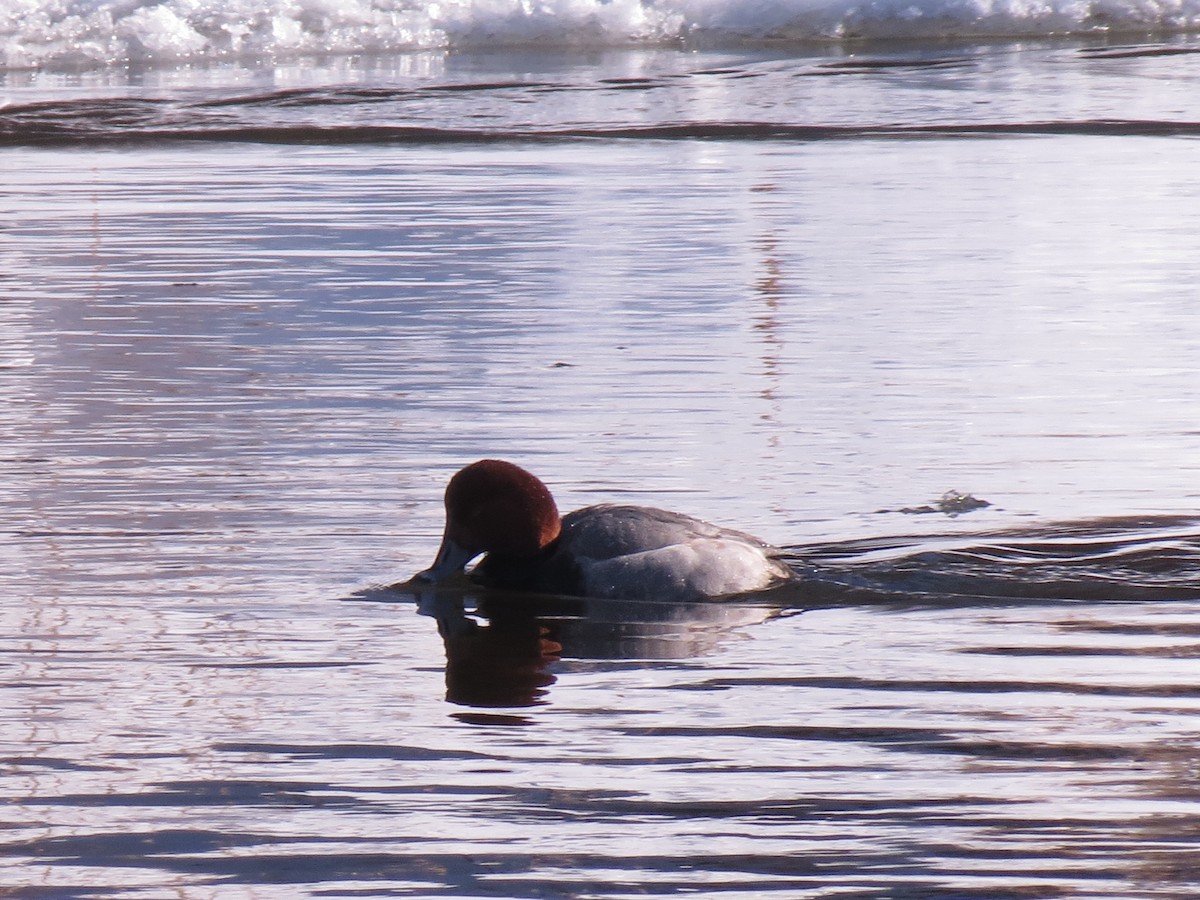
(386, 584, 784, 708)
(421, 590, 563, 708)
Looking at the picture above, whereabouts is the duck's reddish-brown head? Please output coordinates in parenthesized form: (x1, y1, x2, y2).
(417, 459, 562, 582)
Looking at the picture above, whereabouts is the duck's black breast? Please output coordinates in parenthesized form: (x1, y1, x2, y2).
(471, 541, 583, 595)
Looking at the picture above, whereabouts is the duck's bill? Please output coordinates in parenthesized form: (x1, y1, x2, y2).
(415, 536, 481, 583)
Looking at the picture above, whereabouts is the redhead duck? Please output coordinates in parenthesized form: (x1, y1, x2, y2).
(415, 459, 794, 601)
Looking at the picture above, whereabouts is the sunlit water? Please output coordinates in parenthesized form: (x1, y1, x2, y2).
(5, 34, 1200, 899)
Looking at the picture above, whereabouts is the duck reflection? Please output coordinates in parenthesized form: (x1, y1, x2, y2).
(397, 583, 781, 708)
(426, 592, 562, 707)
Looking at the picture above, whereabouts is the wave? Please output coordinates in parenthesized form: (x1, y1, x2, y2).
(6, 0, 1200, 71)
(4, 89, 1199, 146)
(791, 514, 1200, 605)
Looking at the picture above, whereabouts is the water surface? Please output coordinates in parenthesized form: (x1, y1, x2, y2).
(5, 37, 1200, 899)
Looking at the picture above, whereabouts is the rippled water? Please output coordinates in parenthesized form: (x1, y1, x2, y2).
(6, 42, 1200, 898)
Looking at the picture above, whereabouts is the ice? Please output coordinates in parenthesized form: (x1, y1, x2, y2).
(5, 0, 1200, 71)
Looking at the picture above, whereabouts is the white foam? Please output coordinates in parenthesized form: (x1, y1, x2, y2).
(4, 0, 1200, 70)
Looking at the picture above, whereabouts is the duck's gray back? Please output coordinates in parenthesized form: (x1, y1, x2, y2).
(560, 504, 775, 562)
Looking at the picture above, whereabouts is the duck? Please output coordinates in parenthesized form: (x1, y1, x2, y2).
(415, 459, 795, 601)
